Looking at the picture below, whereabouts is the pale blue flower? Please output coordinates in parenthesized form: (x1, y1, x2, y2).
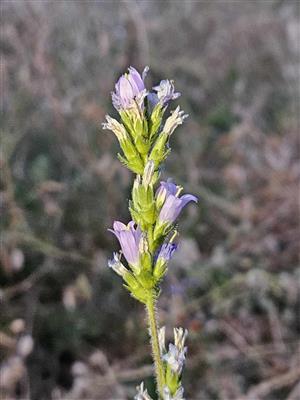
(112, 66, 149, 111)
(157, 242, 177, 262)
(158, 181, 198, 224)
(153, 80, 181, 105)
(109, 221, 141, 266)
(163, 343, 186, 375)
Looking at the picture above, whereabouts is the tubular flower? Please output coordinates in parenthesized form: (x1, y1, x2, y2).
(157, 242, 177, 262)
(153, 79, 181, 106)
(112, 66, 149, 111)
(163, 106, 188, 136)
(154, 242, 178, 280)
(109, 221, 141, 267)
(158, 181, 198, 224)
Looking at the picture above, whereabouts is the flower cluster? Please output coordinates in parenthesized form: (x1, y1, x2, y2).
(137, 327, 187, 400)
(103, 66, 197, 398)
(161, 327, 188, 397)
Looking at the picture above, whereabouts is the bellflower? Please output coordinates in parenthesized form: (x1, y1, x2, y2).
(146, 92, 160, 114)
(158, 181, 198, 224)
(112, 66, 149, 111)
(157, 180, 177, 196)
(109, 221, 141, 267)
(154, 241, 178, 280)
(153, 80, 181, 106)
(158, 242, 177, 262)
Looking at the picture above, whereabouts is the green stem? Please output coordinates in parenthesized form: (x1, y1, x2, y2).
(146, 289, 165, 398)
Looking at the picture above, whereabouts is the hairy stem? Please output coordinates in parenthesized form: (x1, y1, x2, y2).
(146, 289, 165, 398)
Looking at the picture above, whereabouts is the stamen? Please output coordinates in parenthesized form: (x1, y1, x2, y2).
(175, 186, 183, 197)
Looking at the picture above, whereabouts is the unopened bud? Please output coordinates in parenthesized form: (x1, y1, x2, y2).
(158, 327, 166, 354)
(132, 176, 141, 204)
(156, 185, 167, 210)
(108, 252, 128, 277)
(102, 115, 127, 142)
(139, 235, 152, 272)
(139, 235, 149, 254)
(163, 106, 188, 136)
(174, 327, 188, 352)
(143, 160, 155, 187)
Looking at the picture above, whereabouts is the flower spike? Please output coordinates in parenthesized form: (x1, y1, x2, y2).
(103, 66, 197, 397)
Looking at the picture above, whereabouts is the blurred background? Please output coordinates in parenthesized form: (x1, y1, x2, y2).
(1, 1, 299, 399)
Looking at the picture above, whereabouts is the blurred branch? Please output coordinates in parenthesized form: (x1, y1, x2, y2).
(187, 272, 248, 313)
(1, 231, 94, 301)
(0, 332, 17, 350)
(287, 382, 300, 400)
(237, 366, 300, 400)
(5, 231, 93, 265)
(197, 185, 240, 218)
(116, 365, 153, 382)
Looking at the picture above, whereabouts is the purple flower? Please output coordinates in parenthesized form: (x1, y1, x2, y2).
(112, 66, 148, 111)
(157, 242, 177, 262)
(152, 80, 181, 106)
(157, 180, 178, 197)
(146, 92, 159, 114)
(109, 221, 141, 266)
(158, 181, 198, 224)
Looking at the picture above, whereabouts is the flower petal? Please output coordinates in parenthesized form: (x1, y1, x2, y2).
(119, 231, 137, 264)
(113, 221, 127, 232)
(128, 66, 145, 91)
(179, 194, 198, 208)
(159, 195, 182, 223)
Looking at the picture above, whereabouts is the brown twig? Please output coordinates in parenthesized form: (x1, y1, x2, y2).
(237, 366, 300, 400)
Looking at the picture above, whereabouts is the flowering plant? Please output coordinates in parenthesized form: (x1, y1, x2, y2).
(103, 66, 197, 399)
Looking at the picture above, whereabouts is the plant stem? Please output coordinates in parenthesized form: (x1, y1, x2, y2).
(146, 289, 165, 398)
